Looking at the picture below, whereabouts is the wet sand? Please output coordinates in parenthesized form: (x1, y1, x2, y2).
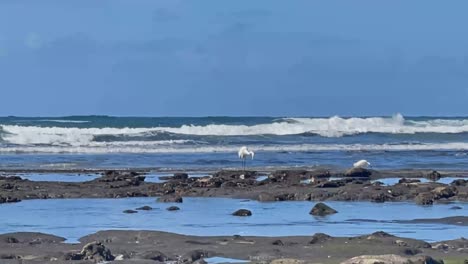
(0, 230, 467, 263)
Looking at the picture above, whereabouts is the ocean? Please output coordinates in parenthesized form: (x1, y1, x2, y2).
(1, 114, 468, 170)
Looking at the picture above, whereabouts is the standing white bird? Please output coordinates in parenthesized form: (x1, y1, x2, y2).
(353, 159, 371, 169)
(238, 146, 254, 171)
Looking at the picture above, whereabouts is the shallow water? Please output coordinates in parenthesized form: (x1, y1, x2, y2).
(374, 177, 466, 186)
(0, 198, 466, 243)
(18, 173, 100, 182)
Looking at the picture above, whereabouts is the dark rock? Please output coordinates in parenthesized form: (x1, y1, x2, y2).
(213, 170, 257, 180)
(316, 181, 342, 188)
(135, 206, 153, 211)
(182, 249, 212, 262)
(173, 173, 189, 180)
(309, 233, 332, 244)
(232, 209, 252, 216)
(344, 168, 372, 178)
(123, 210, 138, 214)
(0, 254, 17, 259)
(432, 186, 457, 199)
(167, 206, 180, 211)
(67, 241, 114, 261)
(272, 239, 284, 246)
(309, 202, 338, 216)
(4, 237, 19, 243)
(450, 206, 463, 210)
(415, 192, 434, 205)
(136, 250, 168, 261)
(371, 192, 390, 203)
(398, 178, 421, 184)
(157, 195, 183, 203)
(402, 248, 422, 255)
(369, 231, 395, 238)
(426, 170, 441, 181)
(95, 171, 145, 186)
(451, 179, 467, 186)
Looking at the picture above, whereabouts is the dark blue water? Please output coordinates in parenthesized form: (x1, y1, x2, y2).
(0, 198, 465, 243)
(1, 115, 468, 170)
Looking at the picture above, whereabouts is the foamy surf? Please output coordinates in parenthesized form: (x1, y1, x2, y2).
(0, 142, 468, 154)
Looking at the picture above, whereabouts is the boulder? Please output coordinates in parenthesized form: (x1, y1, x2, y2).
(272, 239, 284, 246)
(309, 233, 332, 244)
(123, 210, 138, 214)
(232, 209, 252, 216)
(398, 178, 421, 184)
(425, 170, 441, 181)
(135, 206, 153, 211)
(65, 241, 114, 261)
(340, 254, 443, 264)
(451, 179, 467, 186)
(344, 168, 372, 178)
(167, 206, 180, 211)
(173, 173, 189, 180)
(415, 193, 434, 205)
(309, 203, 337, 216)
(157, 195, 183, 203)
(432, 186, 457, 199)
(450, 206, 462, 210)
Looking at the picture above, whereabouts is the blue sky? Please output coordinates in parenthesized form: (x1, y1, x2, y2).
(1, 0, 468, 116)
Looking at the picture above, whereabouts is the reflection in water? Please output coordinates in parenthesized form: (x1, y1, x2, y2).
(0, 198, 466, 243)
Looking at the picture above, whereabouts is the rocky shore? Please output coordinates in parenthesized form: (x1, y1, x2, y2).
(0, 230, 467, 263)
(1, 169, 467, 205)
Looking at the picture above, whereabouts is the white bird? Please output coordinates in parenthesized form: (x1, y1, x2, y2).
(238, 146, 254, 171)
(353, 159, 371, 169)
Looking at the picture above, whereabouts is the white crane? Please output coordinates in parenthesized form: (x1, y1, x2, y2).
(238, 146, 254, 171)
(353, 159, 371, 169)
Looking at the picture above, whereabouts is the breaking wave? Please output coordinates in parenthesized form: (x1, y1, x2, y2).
(0, 142, 468, 154)
(2, 114, 468, 153)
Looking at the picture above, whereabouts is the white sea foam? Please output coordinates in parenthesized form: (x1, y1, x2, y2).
(36, 119, 90, 124)
(0, 143, 468, 154)
(2, 114, 468, 147)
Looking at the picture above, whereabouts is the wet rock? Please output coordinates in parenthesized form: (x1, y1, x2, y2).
(432, 186, 457, 199)
(398, 178, 421, 184)
(0, 253, 17, 259)
(167, 206, 180, 211)
(309, 233, 332, 244)
(366, 231, 395, 239)
(450, 206, 463, 210)
(451, 179, 467, 186)
(340, 254, 443, 264)
(95, 170, 145, 187)
(135, 206, 153, 211)
(402, 248, 422, 255)
(316, 181, 343, 188)
(173, 172, 189, 180)
(269, 170, 310, 183)
(309, 202, 338, 216)
(3, 236, 19, 243)
(415, 192, 434, 205)
(272, 239, 285, 246)
(0, 196, 21, 204)
(157, 195, 183, 203)
(425, 170, 441, 181)
(123, 209, 138, 214)
(136, 250, 168, 261)
(213, 170, 257, 180)
(65, 241, 114, 261)
(344, 167, 372, 178)
(371, 192, 391, 203)
(232, 209, 252, 216)
(182, 249, 212, 262)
